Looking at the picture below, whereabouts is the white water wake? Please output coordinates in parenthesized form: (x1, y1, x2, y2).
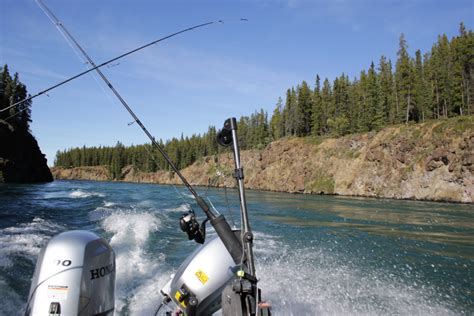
(0, 217, 63, 315)
(69, 189, 105, 198)
(254, 234, 456, 315)
(101, 210, 168, 314)
(0, 218, 62, 267)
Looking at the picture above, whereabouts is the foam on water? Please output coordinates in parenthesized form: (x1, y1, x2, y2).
(1, 181, 470, 315)
(254, 233, 455, 315)
(127, 272, 175, 315)
(101, 210, 165, 313)
(164, 203, 192, 213)
(69, 189, 105, 198)
(0, 218, 63, 315)
(0, 217, 62, 267)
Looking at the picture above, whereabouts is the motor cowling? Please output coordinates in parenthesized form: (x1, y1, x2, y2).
(25, 230, 115, 315)
(162, 234, 238, 315)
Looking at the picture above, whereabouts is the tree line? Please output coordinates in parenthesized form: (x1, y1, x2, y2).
(0, 65, 32, 132)
(55, 23, 473, 177)
(54, 112, 271, 178)
(271, 23, 472, 138)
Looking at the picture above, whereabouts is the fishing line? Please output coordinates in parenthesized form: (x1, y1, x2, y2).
(35, 0, 122, 111)
(28, 0, 244, 217)
(141, 142, 192, 208)
(202, 155, 236, 227)
(1, 14, 247, 118)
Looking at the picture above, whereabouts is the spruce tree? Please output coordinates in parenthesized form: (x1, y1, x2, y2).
(320, 79, 332, 134)
(311, 75, 323, 135)
(377, 56, 394, 125)
(270, 97, 284, 140)
(366, 62, 382, 129)
(395, 33, 415, 123)
(296, 81, 312, 136)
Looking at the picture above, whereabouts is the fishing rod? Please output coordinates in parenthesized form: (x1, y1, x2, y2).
(34, 0, 205, 207)
(1, 17, 214, 120)
(0, 16, 248, 120)
(31, 2, 266, 314)
(34, 0, 244, 265)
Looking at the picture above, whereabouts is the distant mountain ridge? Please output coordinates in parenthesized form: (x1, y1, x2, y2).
(51, 116, 473, 203)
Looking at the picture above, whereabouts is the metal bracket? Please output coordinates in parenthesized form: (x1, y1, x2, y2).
(233, 168, 244, 180)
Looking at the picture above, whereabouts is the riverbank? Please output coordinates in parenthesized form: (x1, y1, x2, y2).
(51, 117, 473, 203)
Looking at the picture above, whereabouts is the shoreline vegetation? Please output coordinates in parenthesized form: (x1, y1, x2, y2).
(52, 116, 474, 204)
(0, 65, 52, 183)
(51, 25, 473, 203)
(2, 23, 473, 190)
(55, 25, 473, 178)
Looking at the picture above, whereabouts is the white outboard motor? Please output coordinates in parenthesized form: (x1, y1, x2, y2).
(161, 234, 238, 315)
(25, 230, 115, 315)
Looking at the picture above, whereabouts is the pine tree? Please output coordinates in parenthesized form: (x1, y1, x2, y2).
(438, 34, 454, 117)
(320, 79, 332, 134)
(270, 97, 284, 140)
(451, 22, 473, 115)
(0, 65, 11, 117)
(366, 62, 381, 129)
(378, 56, 395, 125)
(296, 80, 313, 136)
(283, 88, 297, 136)
(357, 70, 369, 131)
(413, 50, 431, 122)
(0, 65, 32, 130)
(311, 75, 323, 135)
(395, 33, 415, 123)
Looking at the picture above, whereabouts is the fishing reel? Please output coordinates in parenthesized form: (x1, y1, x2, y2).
(217, 118, 235, 147)
(179, 210, 207, 244)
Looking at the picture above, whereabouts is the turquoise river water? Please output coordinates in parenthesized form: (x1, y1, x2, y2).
(0, 180, 472, 315)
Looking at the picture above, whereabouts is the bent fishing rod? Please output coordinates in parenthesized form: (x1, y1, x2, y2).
(33, 0, 245, 265)
(1, 15, 244, 121)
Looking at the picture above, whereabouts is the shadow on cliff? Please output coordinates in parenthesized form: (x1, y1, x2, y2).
(0, 119, 53, 183)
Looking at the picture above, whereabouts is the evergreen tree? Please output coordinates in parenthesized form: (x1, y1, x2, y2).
(413, 50, 431, 122)
(332, 74, 351, 134)
(0, 64, 32, 131)
(377, 56, 394, 126)
(270, 97, 284, 140)
(54, 23, 473, 172)
(296, 80, 313, 136)
(311, 75, 323, 135)
(357, 70, 369, 131)
(450, 22, 473, 115)
(320, 79, 332, 134)
(283, 88, 297, 136)
(395, 33, 415, 123)
(437, 34, 454, 117)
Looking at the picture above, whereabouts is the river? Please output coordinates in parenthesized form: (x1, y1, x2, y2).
(0, 180, 472, 315)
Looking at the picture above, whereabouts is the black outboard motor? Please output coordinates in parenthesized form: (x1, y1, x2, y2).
(25, 230, 115, 315)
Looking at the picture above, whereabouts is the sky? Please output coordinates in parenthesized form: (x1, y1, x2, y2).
(1, 0, 473, 166)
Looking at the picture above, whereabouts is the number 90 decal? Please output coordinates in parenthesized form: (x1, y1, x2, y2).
(54, 259, 72, 266)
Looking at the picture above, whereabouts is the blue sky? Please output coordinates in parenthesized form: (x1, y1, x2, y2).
(1, 0, 472, 166)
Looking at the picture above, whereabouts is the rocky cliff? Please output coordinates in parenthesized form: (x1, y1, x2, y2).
(51, 117, 473, 203)
(0, 120, 53, 183)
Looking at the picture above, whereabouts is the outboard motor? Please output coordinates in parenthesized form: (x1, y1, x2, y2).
(161, 235, 238, 315)
(25, 230, 115, 315)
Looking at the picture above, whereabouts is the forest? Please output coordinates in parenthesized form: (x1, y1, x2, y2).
(50, 23, 472, 178)
(0, 65, 32, 132)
